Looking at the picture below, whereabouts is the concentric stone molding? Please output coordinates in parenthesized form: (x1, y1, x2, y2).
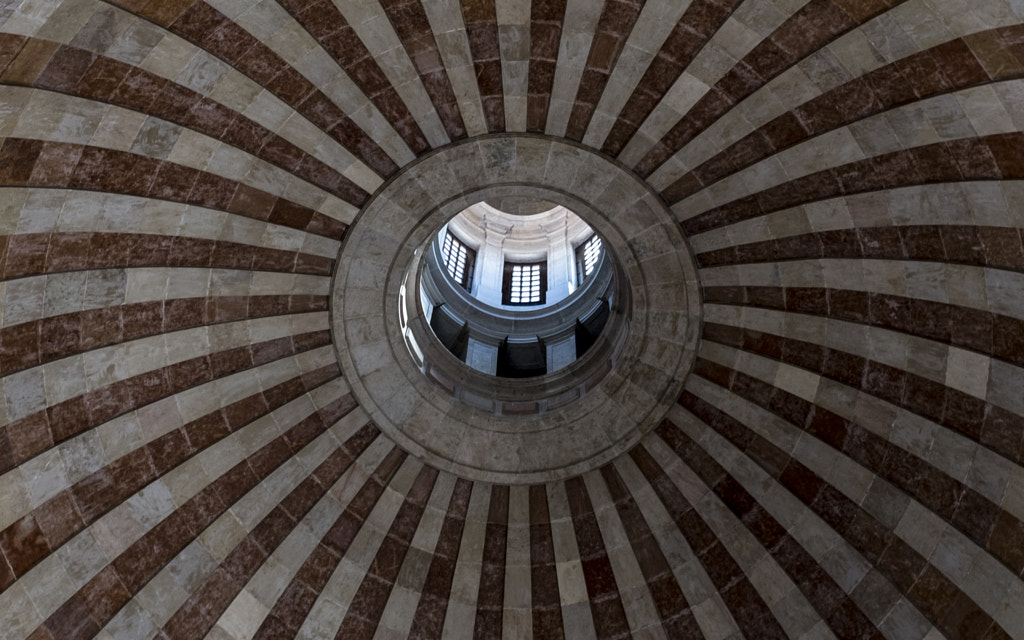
(5, 1, 1024, 639)
(332, 134, 701, 483)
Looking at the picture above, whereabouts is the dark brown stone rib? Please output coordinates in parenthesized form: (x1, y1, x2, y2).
(701, 285, 1024, 371)
(690, 357, 1024, 579)
(663, 26, 1013, 203)
(636, 0, 905, 177)
(599, 465, 700, 638)
(694, 224, 1024, 273)
(473, 484, 509, 639)
(98, 0, 398, 178)
(161, 422, 379, 639)
(276, 0, 431, 154)
(0, 231, 333, 281)
(681, 132, 1021, 234)
(649, 422, 886, 640)
(336, 465, 440, 639)
(0, 138, 348, 241)
(0, 36, 59, 85)
(666, 395, 1010, 638)
(601, 0, 741, 156)
(461, 0, 505, 132)
(0, 33, 29, 78)
(628, 445, 789, 640)
(0, 329, 332, 481)
(408, 478, 474, 640)
(528, 485, 564, 639)
(563, 476, 631, 640)
(380, 0, 467, 141)
(526, 0, 567, 133)
(702, 320, 1024, 465)
(253, 446, 409, 639)
(0, 368, 347, 591)
(31, 389, 359, 640)
(0, 293, 328, 378)
(0, 34, 371, 206)
(565, 0, 646, 142)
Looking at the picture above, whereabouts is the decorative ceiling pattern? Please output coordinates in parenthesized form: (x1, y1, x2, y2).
(0, 1, 1023, 639)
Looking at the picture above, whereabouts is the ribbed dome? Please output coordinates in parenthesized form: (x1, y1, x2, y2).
(1, 1, 1023, 639)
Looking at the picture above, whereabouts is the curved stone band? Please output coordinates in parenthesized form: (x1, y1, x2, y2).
(332, 134, 702, 483)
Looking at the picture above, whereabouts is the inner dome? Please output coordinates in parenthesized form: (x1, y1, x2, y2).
(418, 200, 613, 378)
(332, 135, 700, 482)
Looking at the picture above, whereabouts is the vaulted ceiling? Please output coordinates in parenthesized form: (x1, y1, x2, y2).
(1, 1, 1024, 639)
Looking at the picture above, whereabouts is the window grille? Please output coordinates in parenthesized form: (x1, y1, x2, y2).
(576, 234, 602, 283)
(442, 232, 475, 290)
(502, 261, 546, 305)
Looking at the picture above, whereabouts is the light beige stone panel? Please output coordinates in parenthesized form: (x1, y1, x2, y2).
(679, 380, 1024, 636)
(139, 2, 392, 186)
(0, 313, 329, 429)
(497, 0, 530, 132)
(334, 0, 449, 148)
(0, 86, 352, 218)
(894, 500, 1021, 631)
(646, 12, 1024, 192)
(314, 53, 417, 167)
(613, 452, 742, 640)
(421, 0, 488, 137)
(695, 336, 1020, 516)
(242, 427, 379, 611)
(702, 258, 1024, 323)
(375, 472, 457, 638)
(582, 0, 692, 149)
(503, 484, 532, 639)
(618, 0, 807, 167)
(300, 457, 425, 638)
(2, 385, 353, 638)
(616, 72, 709, 167)
(546, 481, 598, 640)
(0, 0, 80, 38)
(657, 408, 833, 640)
(11, 1, 394, 187)
(582, 470, 665, 638)
(145, 33, 382, 189)
(667, 407, 851, 634)
(685, 181, 1019, 254)
(545, 0, 604, 137)
(441, 480, 490, 640)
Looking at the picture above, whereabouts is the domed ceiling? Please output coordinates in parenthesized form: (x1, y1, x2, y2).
(1, 0, 1024, 639)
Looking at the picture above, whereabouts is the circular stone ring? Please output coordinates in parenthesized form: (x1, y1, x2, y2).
(332, 134, 701, 484)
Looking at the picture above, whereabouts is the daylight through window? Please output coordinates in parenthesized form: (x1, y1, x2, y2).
(442, 232, 474, 290)
(577, 234, 602, 283)
(503, 262, 545, 305)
